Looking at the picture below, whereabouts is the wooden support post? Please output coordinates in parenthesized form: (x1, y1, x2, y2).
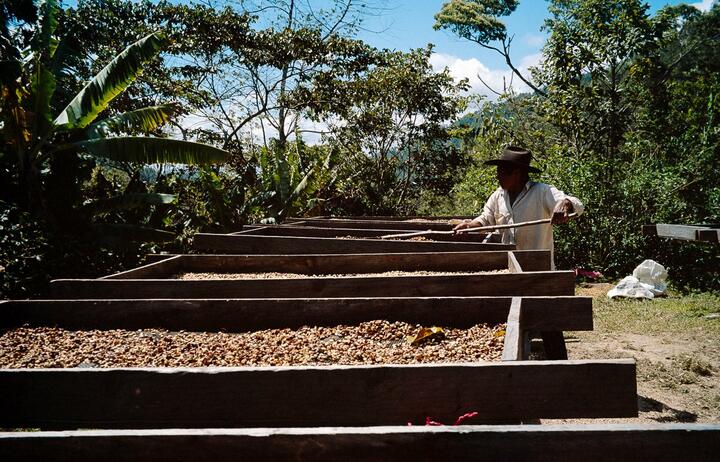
(502, 297, 524, 360)
(507, 251, 523, 273)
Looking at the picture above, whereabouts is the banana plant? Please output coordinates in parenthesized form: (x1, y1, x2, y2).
(254, 137, 335, 221)
(2, 0, 229, 242)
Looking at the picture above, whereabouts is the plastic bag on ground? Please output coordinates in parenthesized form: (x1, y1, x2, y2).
(607, 260, 667, 299)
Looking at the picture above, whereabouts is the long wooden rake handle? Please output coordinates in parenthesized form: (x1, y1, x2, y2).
(380, 213, 577, 240)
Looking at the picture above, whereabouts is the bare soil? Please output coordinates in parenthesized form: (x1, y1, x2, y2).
(543, 283, 720, 424)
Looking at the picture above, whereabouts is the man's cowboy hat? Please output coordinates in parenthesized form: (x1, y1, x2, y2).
(483, 146, 542, 173)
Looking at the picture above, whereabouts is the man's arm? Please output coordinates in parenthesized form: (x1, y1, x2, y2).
(453, 190, 498, 232)
(548, 186, 584, 224)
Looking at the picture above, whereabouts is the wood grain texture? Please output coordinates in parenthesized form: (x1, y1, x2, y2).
(2, 424, 718, 462)
(0, 296, 592, 332)
(507, 252, 523, 273)
(283, 218, 456, 231)
(192, 234, 514, 254)
(697, 228, 720, 243)
(135, 251, 550, 275)
(175, 251, 518, 275)
(50, 271, 576, 299)
(0, 360, 637, 429)
(101, 256, 182, 280)
(231, 225, 499, 242)
(502, 298, 524, 361)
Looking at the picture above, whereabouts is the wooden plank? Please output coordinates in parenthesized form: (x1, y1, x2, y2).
(282, 218, 456, 231)
(143, 254, 179, 264)
(0, 360, 638, 429)
(231, 225, 499, 242)
(138, 250, 550, 274)
(3, 424, 718, 461)
(507, 251, 523, 273)
(0, 296, 593, 332)
(176, 251, 520, 275)
(642, 224, 658, 236)
(100, 256, 183, 280)
(502, 298, 524, 361)
(50, 271, 576, 299)
(655, 224, 705, 241)
(290, 214, 476, 221)
(697, 228, 720, 243)
(192, 234, 513, 253)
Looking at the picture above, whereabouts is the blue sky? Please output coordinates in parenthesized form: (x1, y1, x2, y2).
(350, 0, 716, 98)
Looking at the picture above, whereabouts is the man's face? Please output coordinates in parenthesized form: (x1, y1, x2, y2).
(496, 164, 524, 192)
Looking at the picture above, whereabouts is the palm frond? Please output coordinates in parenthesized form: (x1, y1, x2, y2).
(54, 32, 165, 129)
(75, 136, 229, 165)
(86, 104, 177, 139)
(83, 193, 176, 215)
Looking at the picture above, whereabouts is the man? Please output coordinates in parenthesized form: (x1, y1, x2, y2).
(453, 146, 584, 360)
(453, 146, 584, 269)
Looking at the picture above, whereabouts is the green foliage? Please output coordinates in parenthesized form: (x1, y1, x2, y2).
(434, 0, 518, 45)
(300, 45, 469, 214)
(424, 1, 719, 291)
(252, 138, 336, 220)
(54, 33, 166, 129)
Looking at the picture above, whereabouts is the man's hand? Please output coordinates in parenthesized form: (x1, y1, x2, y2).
(453, 219, 476, 233)
(552, 199, 574, 224)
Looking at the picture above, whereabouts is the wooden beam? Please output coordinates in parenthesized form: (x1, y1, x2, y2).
(135, 251, 550, 275)
(697, 228, 720, 244)
(193, 234, 513, 254)
(272, 218, 456, 231)
(507, 252, 523, 273)
(230, 225, 498, 242)
(171, 251, 544, 276)
(502, 298, 524, 361)
(0, 296, 592, 332)
(289, 215, 476, 221)
(0, 360, 637, 429)
(101, 256, 183, 280)
(50, 271, 576, 299)
(2, 424, 718, 461)
(655, 224, 703, 241)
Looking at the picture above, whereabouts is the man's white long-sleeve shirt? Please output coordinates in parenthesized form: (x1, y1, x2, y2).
(474, 181, 584, 267)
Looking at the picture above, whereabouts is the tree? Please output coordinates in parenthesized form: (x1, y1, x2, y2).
(298, 46, 469, 214)
(0, 0, 229, 236)
(434, 0, 544, 95)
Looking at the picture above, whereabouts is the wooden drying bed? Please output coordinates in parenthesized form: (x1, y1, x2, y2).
(193, 233, 512, 253)
(2, 424, 718, 461)
(48, 250, 571, 300)
(643, 223, 720, 243)
(4, 219, 714, 458)
(233, 224, 499, 242)
(0, 360, 637, 429)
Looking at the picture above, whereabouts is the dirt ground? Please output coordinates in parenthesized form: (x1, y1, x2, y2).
(543, 283, 720, 424)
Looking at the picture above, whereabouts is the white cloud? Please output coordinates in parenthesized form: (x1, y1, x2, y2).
(691, 0, 715, 12)
(430, 52, 540, 100)
(524, 34, 546, 47)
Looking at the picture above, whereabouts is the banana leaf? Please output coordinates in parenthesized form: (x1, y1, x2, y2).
(54, 32, 165, 129)
(75, 136, 229, 165)
(86, 104, 177, 139)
